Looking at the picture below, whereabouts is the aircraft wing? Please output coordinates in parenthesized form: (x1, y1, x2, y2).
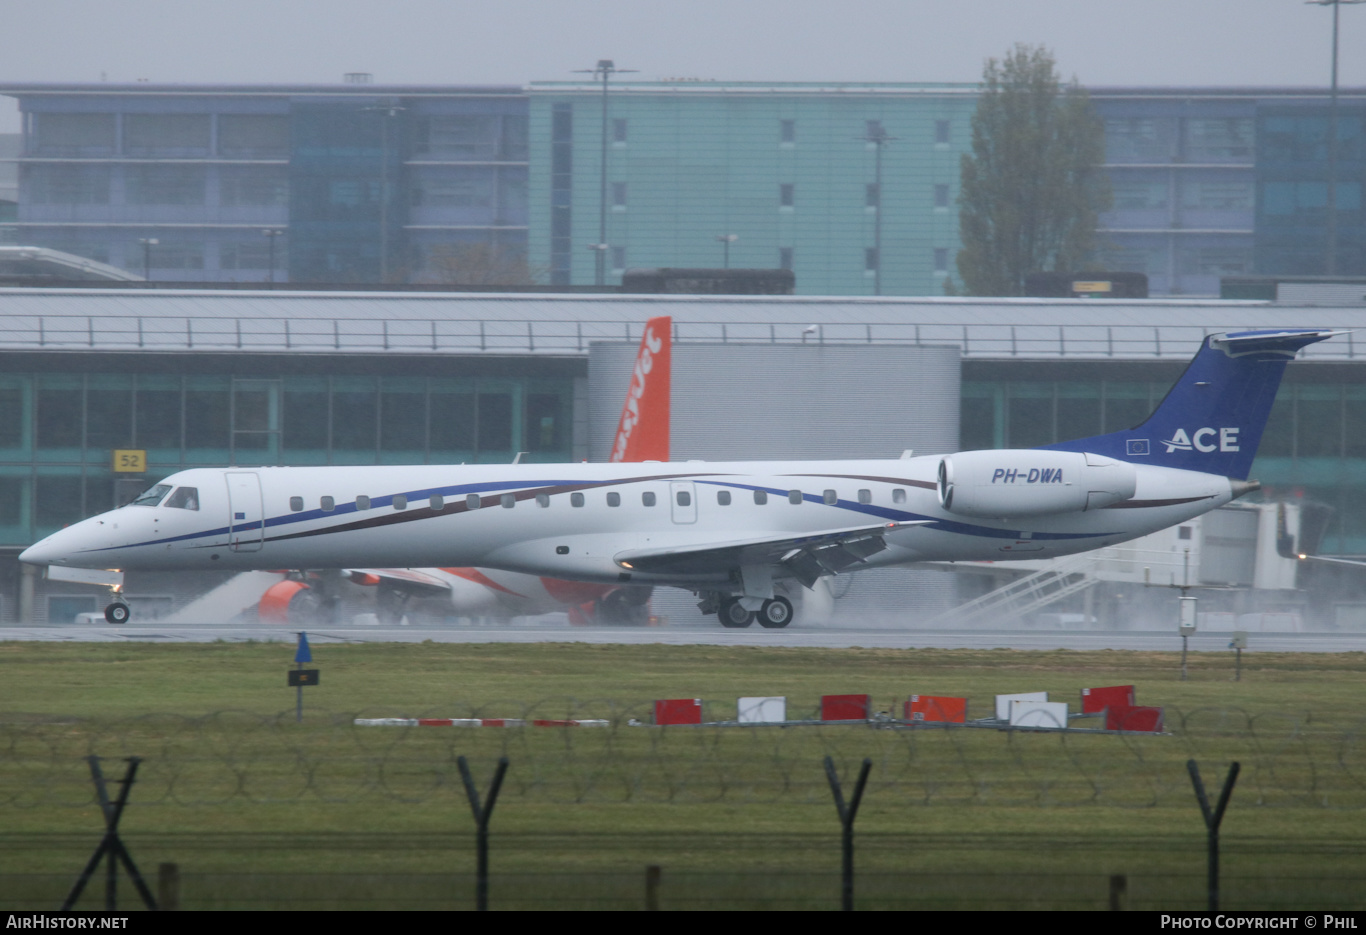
(1295, 554, 1366, 570)
(613, 520, 928, 584)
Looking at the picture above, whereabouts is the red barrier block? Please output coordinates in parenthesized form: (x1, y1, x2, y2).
(1081, 685, 1136, 715)
(904, 695, 967, 724)
(654, 698, 702, 725)
(820, 694, 870, 721)
(1105, 704, 1164, 732)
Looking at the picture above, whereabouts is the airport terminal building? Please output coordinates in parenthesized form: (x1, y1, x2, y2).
(1, 81, 1362, 296)
(1, 285, 1365, 625)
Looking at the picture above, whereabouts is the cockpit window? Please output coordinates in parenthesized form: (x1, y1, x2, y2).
(164, 487, 200, 511)
(131, 484, 172, 507)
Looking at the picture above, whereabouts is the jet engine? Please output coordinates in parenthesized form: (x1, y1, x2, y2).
(937, 449, 1136, 518)
(258, 579, 323, 624)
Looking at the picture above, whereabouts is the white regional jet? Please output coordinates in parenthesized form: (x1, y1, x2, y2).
(21, 329, 1335, 629)
(256, 315, 673, 627)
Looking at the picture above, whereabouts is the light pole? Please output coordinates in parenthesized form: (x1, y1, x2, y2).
(586, 242, 609, 276)
(364, 102, 405, 284)
(861, 121, 898, 296)
(1308, 0, 1364, 275)
(574, 60, 635, 287)
(261, 229, 284, 286)
(137, 238, 158, 282)
(715, 234, 738, 268)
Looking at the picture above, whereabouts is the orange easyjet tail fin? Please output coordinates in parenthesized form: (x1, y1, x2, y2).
(610, 315, 671, 462)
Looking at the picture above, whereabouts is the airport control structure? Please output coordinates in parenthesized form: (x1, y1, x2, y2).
(1, 285, 1365, 632)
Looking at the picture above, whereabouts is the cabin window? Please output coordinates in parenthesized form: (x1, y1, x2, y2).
(320, 496, 335, 512)
(289, 496, 303, 512)
(463, 494, 478, 510)
(754, 490, 768, 505)
(429, 494, 443, 510)
(571, 492, 585, 507)
(642, 491, 656, 506)
(164, 487, 199, 511)
(536, 493, 550, 508)
(132, 484, 172, 507)
(355, 495, 370, 511)
(788, 490, 803, 505)
(676, 490, 691, 507)
(823, 489, 837, 505)
(892, 488, 906, 504)
(606, 492, 621, 507)
(392, 494, 407, 510)
(501, 493, 515, 509)
(858, 489, 871, 504)
(717, 490, 731, 506)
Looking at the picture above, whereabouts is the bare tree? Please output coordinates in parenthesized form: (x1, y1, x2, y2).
(956, 44, 1110, 296)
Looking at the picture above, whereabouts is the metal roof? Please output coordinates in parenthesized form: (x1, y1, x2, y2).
(0, 287, 1360, 361)
(0, 82, 525, 98)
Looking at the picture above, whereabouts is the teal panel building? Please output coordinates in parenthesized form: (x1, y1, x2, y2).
(529, 81, 976, 295)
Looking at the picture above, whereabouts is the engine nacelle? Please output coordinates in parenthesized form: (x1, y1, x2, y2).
(937, 449, 1137, 518)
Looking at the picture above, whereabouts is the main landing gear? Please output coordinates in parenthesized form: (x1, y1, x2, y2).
(718, 596, 793, 629)
(756, 596, 793, 629)
(104, 601, 130, 624)
(719, 598, 753, 628)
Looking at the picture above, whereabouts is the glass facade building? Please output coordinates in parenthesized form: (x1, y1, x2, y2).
(528, 82, 1366, 296)
(1256, 103, 1366, 276)
(3, 82, 1363, 295)
(0, 351, 577, 548)
(1, 84, 529, 284)
(1095, 88, 1366, 295)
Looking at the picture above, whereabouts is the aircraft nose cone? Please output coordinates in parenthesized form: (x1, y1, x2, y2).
(20, 524, 87, 566)
(19, 539, 61, 566)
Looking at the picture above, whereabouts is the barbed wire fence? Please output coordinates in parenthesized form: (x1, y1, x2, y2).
(3, 703, 1366, 810)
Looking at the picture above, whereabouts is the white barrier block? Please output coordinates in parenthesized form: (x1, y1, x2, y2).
(1009, 700, 1069, 729)
(995, 691, 1048, 721)
(737, 696, 787, 723)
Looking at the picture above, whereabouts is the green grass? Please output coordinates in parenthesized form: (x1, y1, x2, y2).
(3, 641, 1365, 909)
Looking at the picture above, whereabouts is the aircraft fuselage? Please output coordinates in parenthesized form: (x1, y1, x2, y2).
(22, 457, 1235, 593)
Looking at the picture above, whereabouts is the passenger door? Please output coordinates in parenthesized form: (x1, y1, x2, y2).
(225, 471, 264, 552)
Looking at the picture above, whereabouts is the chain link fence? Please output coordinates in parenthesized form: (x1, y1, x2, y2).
(4, 703, 1366, 810)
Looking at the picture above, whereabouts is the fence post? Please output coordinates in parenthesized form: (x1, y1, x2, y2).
(645, 864, 661, 910)
(62, 757, 158, 911)
(158, 863, 180, 911)
(824, 755, 872, 912)
(1187, 759, 1240, 912)
(1108, 873, 1126, 911)
(458, 755, 509, 912)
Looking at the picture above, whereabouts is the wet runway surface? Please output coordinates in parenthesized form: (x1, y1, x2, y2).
(2, 619, 1363, 653)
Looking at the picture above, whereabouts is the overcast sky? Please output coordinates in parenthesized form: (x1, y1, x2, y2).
(2, 0, 1363, 131)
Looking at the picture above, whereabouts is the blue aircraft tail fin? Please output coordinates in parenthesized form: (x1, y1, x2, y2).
(1045, 330, 1338, 479)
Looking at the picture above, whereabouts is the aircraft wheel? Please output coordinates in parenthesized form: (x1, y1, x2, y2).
(718, 598, 753, 628)
(757, 596, 793, 629)
(104, 602, 130, 625)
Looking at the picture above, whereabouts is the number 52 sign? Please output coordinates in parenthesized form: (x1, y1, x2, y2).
(112, 449, 147, 473)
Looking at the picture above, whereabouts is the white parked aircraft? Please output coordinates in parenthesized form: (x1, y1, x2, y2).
(21, 329, 1335, 628)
